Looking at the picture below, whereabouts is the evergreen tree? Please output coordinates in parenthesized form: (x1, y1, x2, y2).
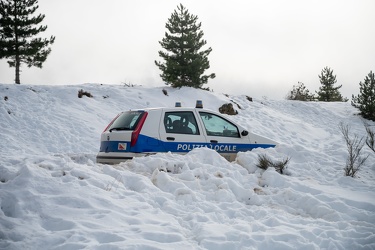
(0, 0, 55, 84)
(286, 81, 315, 101)
(155, 4, 215, 88)
(316, 67, 346, 102)
(351, 71, 375, 121)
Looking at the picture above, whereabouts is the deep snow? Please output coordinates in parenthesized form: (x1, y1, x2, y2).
(0, 83, 374, 250)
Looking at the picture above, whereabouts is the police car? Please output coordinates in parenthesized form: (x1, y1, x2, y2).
(96, 101, 277, 164)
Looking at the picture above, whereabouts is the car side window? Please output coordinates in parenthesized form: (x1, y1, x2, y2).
(164, 111, 199, 135)
(199, 112, 240, 138)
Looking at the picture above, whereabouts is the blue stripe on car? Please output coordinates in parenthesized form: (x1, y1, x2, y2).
(100, 134, 275, 153)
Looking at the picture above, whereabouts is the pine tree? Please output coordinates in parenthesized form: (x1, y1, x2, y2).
(0, 0, 55, 84)
(351, 71, 375, 121)
(316, 67, 346, 102)
(286, 81, 315, 101)
(155, 4, 215, 88)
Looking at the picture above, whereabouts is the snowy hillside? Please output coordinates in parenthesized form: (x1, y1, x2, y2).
(1, 83, 374, 250)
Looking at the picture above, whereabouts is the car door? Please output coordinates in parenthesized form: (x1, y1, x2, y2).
(198, 111, 252, 160)
(159, 110, 207, 153)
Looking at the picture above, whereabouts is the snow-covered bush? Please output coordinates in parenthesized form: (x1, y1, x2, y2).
(256, 154, 290, 174)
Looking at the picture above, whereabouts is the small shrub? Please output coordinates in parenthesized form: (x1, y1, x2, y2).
(200, 86, 211, 91)
(286, 82, 314, 101)
(122, 81, 135, 87)
(272, 158, 290, 175)
(256, 154, 271, 170)
(256, 154, 290, 174)
(78, 89, 93, 98)
(339, 122, 369, 177)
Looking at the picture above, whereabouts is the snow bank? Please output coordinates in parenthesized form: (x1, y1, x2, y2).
(0, 83, 374, 249)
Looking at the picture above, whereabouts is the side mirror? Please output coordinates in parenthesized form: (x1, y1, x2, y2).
(241, 130, 249, 136)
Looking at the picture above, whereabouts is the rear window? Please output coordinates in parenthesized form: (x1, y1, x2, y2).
(108, 111, 145, 132)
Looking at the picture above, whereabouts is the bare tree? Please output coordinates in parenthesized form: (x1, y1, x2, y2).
(339, 122, 369, 177)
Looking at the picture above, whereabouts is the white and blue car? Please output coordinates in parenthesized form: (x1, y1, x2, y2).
(96, 101, 277, 164)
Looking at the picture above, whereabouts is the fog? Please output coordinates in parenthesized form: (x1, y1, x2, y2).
(1, 0, 374, 99)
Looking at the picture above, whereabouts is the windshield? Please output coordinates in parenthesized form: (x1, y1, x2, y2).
(108, 111, 144, 132)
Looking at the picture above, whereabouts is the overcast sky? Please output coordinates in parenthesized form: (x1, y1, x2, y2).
(1, 0, 374, 99)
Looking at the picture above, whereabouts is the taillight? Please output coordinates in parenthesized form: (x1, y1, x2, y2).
(131, 112, 148, 147)
(102, 113, 121, 133)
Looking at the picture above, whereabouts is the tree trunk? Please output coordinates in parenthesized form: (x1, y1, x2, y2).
(15, 54, 20, 84)
(14, 16, 20, 84)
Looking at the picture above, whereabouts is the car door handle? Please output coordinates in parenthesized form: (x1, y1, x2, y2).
(167, 137, 175, 141)
(210, 140, 218, 143)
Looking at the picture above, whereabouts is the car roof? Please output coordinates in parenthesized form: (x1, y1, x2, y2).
(129, 107, 215, 113)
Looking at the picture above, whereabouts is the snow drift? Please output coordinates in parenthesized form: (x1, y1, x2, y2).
(0, 83, 374, 250)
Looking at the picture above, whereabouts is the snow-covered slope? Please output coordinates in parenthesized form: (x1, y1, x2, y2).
(1, 83, 374, 250)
